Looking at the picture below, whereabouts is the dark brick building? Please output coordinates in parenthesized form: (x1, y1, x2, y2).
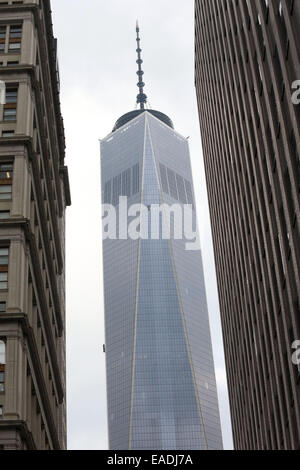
(195, 0, 300, 450)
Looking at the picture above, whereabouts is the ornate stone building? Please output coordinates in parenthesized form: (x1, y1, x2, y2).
(0, 0, 70, 449)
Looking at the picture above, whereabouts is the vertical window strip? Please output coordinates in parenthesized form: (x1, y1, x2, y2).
(159, 163, 169, 196)
(105, 163, 140, 207)
(104, 180, 111, 204)
(176, 173, 187, 205)
(112, 174, 121, 206)
(184, 179, 195, 209)
(132, 163, 139, 195)
(167, 167, 179, 201)
(8, 24, 22, 52)
(4, 87, 18, 122)
(122, 168, 131, 198)
(0, 25, 6, 53)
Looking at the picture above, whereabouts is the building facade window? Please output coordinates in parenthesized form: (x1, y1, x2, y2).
(0, 370, 4, 392)
(0, 211, 9, 219)
(0, 163, 13, 181)
(0, 338, 5, 393)
(3, 88, 17, 122)
(5, 89, 18, 105)
(8, 25, 22, 52)
(0, 248, 8, 290)
(0, 163, 13, 200)
(0, 340, 5, 364)
(0, 24, 22, 54)
(0, 302, 6, 312)
(3, 108, 16, 121)
(0, 406, 3, 420)
(0, 184, 12, 200)
(0, 26, 6, 53)
(2, 130, 14, 138)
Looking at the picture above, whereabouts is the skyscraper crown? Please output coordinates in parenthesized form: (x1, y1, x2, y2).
(112, 23, 174, 132)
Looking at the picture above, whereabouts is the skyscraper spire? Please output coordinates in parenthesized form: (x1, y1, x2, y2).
(136, 20, 147, 110)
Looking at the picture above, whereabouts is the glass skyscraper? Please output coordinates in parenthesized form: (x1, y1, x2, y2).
(101, 23, 223, 450)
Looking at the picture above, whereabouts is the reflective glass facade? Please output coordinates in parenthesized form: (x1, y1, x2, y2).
(101, 111, 223, 450)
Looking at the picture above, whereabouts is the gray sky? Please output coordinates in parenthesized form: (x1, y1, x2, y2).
(51, 0, 233, 450)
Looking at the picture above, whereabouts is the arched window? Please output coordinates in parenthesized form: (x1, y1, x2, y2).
(0, 340, 5, 364)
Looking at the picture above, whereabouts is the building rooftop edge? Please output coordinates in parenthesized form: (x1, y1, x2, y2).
(112, 109, 174, 132)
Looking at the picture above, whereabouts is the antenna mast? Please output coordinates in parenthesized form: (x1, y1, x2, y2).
(136, 21, 147, 110)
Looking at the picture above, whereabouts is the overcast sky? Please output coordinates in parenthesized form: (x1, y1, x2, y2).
(51, 0, 233, 450)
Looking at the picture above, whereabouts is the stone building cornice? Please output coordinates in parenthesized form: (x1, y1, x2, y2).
(0, 420, 36, 450)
